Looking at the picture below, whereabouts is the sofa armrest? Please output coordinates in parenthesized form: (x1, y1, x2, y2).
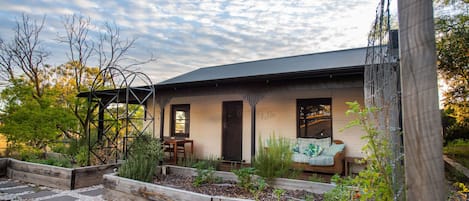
(333, 149, 345, 174)
(334, 150, 345, 165)
(333, 139, 344, 144)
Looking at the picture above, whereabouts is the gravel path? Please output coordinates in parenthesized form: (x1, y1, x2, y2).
(0, 178, 104, 201)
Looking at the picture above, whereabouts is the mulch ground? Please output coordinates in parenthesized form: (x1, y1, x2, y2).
(153, 174, 323, 201)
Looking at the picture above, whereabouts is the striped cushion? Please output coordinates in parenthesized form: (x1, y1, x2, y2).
(309, 155, 334, 166)
(292, 153, 310, 163)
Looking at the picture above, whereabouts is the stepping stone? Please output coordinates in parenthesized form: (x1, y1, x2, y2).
(20, 190, 57, 199)
(1, 186, 34, 194)
(0, 181, 20, 188)
(79, 188, 103, 196)
(41, 195, 78, 201)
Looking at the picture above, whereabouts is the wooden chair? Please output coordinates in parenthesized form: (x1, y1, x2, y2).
(174, 136, 186, 159)
(163, 137, 175, 160)
(163, 136, 187, 162)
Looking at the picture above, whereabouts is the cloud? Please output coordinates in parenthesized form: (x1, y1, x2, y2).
(0, 0, 378, 83)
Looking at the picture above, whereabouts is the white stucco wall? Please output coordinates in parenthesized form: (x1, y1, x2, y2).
(150, 83, 366, 162)
(255, 87, 365, 158)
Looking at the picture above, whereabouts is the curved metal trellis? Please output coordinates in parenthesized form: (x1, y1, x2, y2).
(364, 0, 404, 200)
(86, 67, 155, 165)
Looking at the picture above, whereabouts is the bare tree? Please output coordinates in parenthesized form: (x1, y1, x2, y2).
(58, 15, 156, 139)
(59, 15, 156, 88)
(0, 38, 15, 82)
(0, 14, 49, 98)
(97, 22, 137, 71)
(57, 14, 94, 93)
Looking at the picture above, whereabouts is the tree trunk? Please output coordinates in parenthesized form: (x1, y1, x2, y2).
(397, 0, 446, 200)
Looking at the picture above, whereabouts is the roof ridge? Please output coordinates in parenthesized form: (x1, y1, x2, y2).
(157, 46, 369, 86)
(197, 46, 369, 70)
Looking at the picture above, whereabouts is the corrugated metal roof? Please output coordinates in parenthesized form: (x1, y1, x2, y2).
(158, 47, 367, 86)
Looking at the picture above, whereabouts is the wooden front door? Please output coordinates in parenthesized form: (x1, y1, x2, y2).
(222, 101, 243, 161)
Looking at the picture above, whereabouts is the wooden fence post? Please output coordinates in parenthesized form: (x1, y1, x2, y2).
(398, 0, 446, 200)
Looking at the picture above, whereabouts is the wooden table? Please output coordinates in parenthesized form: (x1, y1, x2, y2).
(345, 156, 365, 176)
(164, 138, 193, 164)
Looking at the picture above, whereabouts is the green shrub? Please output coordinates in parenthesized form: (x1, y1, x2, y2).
(10, 145, 72, 168)
(232, 167, 256, 190)
(323, 175, 355, 201)
(444, 139, 469, 155)
(253, 135, 293, 179)
(196, 155, 220, 169)
(273, 188, 286, 201)
(308, 173, 325, 183)
(50, 143, 69, 154)
(190, 155, 220, 169)
(16, 146, 42, 161)
(118, 135, 163, 182)
(177, 153, 197, 167)
(250, 177, 267, 201)
(29, 156, 72, 168)
(287, 169, 302, 180)
(192, 161, 221, 187)
(75, 146, 88, 167)
(325, 101, 394, 201)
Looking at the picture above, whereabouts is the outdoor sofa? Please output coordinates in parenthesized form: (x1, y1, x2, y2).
(291, 138, 345, 174)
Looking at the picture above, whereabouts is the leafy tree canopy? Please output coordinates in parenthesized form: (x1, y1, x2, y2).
(436, 0, 469, 127)
(0, 79, 77, 150)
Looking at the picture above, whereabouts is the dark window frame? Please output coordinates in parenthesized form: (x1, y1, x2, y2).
(296, 98, 332, 139)
(170, 104, 190, 138)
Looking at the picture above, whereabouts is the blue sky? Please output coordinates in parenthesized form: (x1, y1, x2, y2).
(0, 0, 379, 84)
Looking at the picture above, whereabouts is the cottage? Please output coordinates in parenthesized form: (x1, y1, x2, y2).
(150, 47, 368, 164)
(78, 47, 373, 174)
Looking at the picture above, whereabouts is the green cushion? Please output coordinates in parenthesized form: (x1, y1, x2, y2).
(303, 144, 323, 157)
(292, 143, 300, 153)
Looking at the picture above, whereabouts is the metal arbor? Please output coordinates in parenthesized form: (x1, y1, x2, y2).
(364, 0, 404, 200)
(86, 67, 155, 165)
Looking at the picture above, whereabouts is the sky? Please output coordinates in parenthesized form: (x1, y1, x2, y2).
(0, 0, 380, 84)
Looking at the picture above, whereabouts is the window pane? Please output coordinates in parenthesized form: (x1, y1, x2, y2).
(171, 104, 190, 137)
(176, 111, 186, 119)
(175, 123, 185, 133)
(297, 99, 332, 138)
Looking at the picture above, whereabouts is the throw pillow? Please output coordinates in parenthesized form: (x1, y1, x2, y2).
(292, 143, 300, 153)
(303, 143, 323, 157)
(297, 137, 331, 150)
(322, 143, 345, 156)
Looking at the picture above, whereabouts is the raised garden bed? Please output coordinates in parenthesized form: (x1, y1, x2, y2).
(0, 158, 8, 176)
(103, 165, 335, 201)
(1, 158, 119, 189)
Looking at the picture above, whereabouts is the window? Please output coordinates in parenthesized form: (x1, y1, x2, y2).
(297, 98, 332, 138)
(171, 104, 190, 137)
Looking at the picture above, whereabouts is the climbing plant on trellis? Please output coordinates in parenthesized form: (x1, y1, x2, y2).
(364, 0, 404, 200)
